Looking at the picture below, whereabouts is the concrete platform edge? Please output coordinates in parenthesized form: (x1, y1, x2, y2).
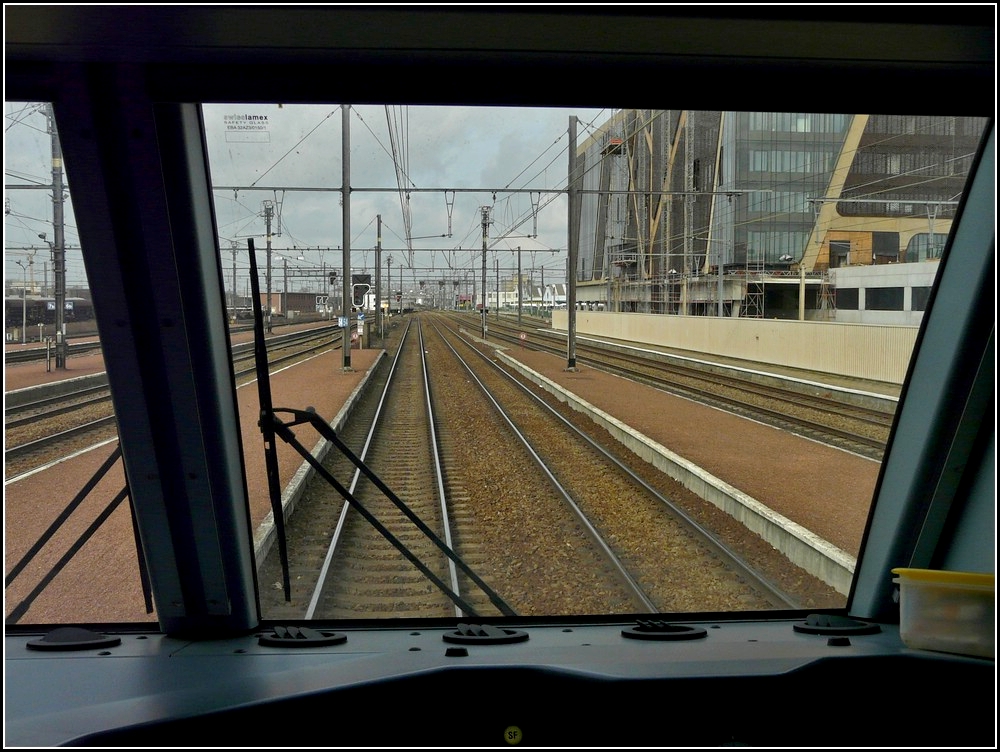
(5, 373, 109, 407)
(253, 350, 386, 569)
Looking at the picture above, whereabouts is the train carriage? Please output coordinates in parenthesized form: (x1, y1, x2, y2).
(4, 296, 94, 328)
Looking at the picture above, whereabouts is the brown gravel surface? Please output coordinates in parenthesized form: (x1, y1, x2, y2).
(499, 345, 879, 557)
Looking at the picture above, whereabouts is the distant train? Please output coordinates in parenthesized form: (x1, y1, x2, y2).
(4, 296, 95, 328)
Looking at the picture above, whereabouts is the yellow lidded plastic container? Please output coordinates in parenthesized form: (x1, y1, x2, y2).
(891, 568, 995, 659)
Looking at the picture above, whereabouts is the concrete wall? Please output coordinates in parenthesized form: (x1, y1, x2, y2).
(553, 311, 918, 385)
(830, 261, 938, 326)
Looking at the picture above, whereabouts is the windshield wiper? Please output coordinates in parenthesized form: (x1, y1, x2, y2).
(246, 240, 514, 617)
(247, 238, 293, 602)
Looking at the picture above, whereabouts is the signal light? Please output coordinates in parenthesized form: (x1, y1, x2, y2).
(352, 284, 370, 307)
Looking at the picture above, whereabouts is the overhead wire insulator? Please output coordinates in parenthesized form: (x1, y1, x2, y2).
(441, 190, 455, 237)
(530, 191, 540, 237)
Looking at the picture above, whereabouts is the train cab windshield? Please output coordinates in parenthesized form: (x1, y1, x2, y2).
(5, 101, 990, 625)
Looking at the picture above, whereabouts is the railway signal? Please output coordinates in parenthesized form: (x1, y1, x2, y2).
(352, 283, 370, 307)
(351, 273, 372, 308)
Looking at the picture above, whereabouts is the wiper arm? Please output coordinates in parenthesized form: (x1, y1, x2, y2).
(246, 241, 513, 617)
(270, 406, 516, 618)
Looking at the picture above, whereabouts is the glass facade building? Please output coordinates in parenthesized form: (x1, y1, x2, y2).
(575, 111, 988, 318)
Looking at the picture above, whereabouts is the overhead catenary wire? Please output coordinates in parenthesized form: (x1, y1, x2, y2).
(385, 105, 415, 267)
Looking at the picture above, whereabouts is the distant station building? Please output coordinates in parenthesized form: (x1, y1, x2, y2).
(574, 111, 988, 324)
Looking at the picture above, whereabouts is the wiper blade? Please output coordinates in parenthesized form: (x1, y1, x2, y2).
(247, 239, 292, 602)
(247, 238, 512, 617)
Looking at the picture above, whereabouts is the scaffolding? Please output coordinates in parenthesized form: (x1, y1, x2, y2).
(742, 258, 765, 318)
(818, 271, 836, 320)
(649, 271, 682, 314)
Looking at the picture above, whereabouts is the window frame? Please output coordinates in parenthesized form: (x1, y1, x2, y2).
(5, 6, 994, 637)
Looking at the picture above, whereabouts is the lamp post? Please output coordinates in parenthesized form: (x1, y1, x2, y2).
(42, 103, 68, 368)
(15, 258, 33, 344)
(480, 206, 489, 339)
(38, 230, 65, 365)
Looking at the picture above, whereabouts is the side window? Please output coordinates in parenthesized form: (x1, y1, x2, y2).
(5, 101, 147, 625)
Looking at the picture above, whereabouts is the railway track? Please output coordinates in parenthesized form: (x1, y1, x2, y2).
(3, 319, 330, 365)
(2, 339, 102, 365)
(306, 319, 464, 620)
(8, 311, 846, 621)
(436, 319, 798, 608)
(4, 385, 112, 429)
(3, 325, 344, 475)
(262, 318, 657, 619)
(471, 313, 894, 459)
(259, 314, 802, 620)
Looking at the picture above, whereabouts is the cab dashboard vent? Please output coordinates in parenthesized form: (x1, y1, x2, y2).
(443, 623, 529, 645)
(258, 626, 347, 647)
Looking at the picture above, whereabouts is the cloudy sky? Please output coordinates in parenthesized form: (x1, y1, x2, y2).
(5, 102, 610, 298)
